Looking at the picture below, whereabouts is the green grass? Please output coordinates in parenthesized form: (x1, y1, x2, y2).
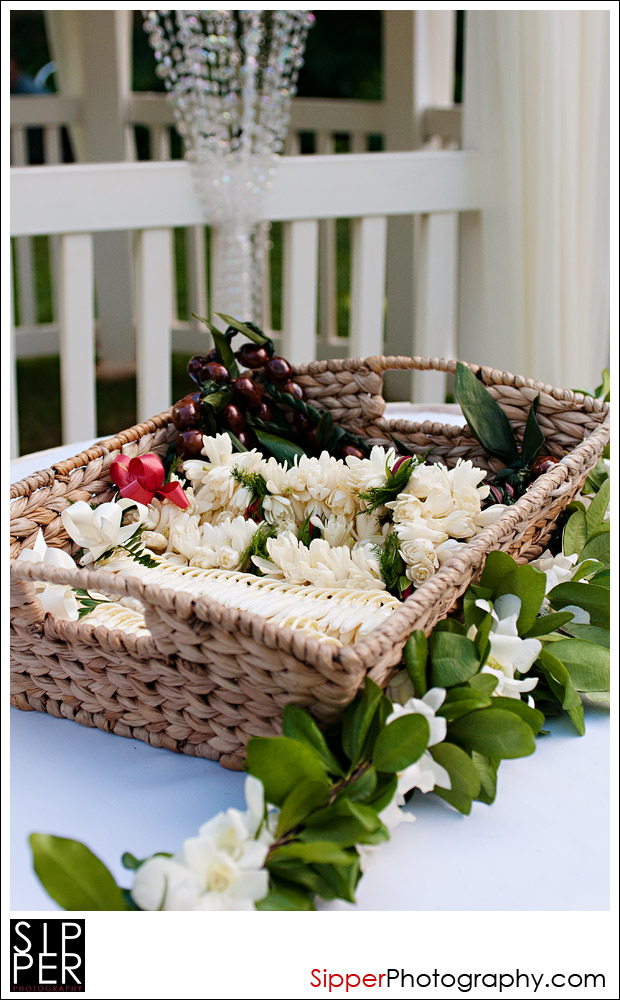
(13, 219, 356, 456)
(15, 354, 194, 456)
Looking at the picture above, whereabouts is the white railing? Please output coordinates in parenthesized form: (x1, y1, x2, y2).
(10, 93, 462, 367)
(10, 150, 479, 456)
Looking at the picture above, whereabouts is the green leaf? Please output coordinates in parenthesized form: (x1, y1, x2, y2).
(364, 772, 398, 814)
(437, 687, 493, 721)
(194, 315, 240, 378)
(30, 834, 127, 911)
(571, 559, 604, 582)
(547, 582, 610, 625)
(430, 742, 481, 815)
(463, 585, 493, 630)
(524, 612, 575, 638)
(491, 697, 545, 733)
(470, 752, 499, 805)
(535, 649, 584, 734)
(282, 705, 344, 776)
(253, 428, 307, 465)
(372, 714, 430, 773)
(335, 766, 378, 803)
(547, 639, 610, 693)
(312, 859, 361, 904)
(121, 852, 141, 871)
(448, 708, 536, 759)
(563, 624, 609, 648)
(358, 457, 415, 515)
(315, 411, 345, 453)
(404, 631, 428, 696)
(468, 673, 499, 695)
(302, 800, 386, 847)
(579, 530, 610, 566)
(563, 509, 588, 557)
(433, 619, 467, 635)
(583, 460, 609, 494)
(481, 553, 547, 633)
(589, 568, 610, 589)
(455, 362, 519, 465)
(593, 368, 611, 400)
(215, 313, 269, 346)
(428, 632, 480, 687)
(268, 841, 352, 865)
(266, 861, 340, 900)
(520, 396, 545, 466)
(255, 878, 316, 910)
(473, 611, 493, 666)
(585, 479, 610, 536)
(246, 737, 329, 807)
(276, 780, 330, 837)
(341, 678, 384, 765)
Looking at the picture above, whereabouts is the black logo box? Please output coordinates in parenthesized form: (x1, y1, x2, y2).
(10, 919, 85, 991)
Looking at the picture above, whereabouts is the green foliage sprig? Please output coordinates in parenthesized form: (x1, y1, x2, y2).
(454, 362, 545, 494)
(30, 471, 610, 912)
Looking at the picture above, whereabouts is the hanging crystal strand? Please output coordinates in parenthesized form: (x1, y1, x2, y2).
(142, 10, 314, 322)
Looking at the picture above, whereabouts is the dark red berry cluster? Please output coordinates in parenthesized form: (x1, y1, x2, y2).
(170, 317, 368, 463)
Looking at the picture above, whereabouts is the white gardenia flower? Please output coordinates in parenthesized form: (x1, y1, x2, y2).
(17, 529, 79, 620)
(528, 550, 579, 593)
(472, 595, 542, 699)
(61, 498, 148, 564)
(131, 776, 271, 911)
(386, 688, 451, 796)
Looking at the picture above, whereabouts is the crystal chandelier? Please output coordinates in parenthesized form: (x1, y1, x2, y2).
(142, 9, 314, 320)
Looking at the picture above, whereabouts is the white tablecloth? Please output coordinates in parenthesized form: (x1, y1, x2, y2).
(10, 408, 609, 911)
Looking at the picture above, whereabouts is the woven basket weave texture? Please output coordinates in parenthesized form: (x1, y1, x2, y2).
(10, 356, 609, 770)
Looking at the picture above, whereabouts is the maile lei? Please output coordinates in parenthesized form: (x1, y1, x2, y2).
(27, 468, 610, 910)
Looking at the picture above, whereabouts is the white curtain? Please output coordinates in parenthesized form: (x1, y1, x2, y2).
(459, 11, 610, 391)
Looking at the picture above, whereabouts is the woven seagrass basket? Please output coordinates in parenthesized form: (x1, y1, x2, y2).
(10, 356, 609, 770)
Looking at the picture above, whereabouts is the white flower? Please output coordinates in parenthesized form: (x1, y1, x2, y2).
(528, 550, 579, 593)
(17, 529, 79, 620)
(386, 688, 451, 796)
(61, 498, 148, 564)
(471, 595, 541, 699)
(345, 445, 396, 493)
(131, 776, 270, 911)
(254, 532, 384, 590)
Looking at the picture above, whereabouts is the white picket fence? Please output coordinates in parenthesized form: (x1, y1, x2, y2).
(10, 93, 461, 361)
(10, 147, 478, 456)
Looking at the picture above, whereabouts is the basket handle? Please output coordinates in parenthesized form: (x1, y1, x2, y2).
(295, 355, 610, 416)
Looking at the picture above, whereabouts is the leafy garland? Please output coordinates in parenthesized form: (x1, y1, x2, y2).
(30, 471, 610, 910)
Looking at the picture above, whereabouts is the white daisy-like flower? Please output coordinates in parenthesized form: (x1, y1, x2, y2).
(345, 445, 396, 493)
(254, 532, 384, 590)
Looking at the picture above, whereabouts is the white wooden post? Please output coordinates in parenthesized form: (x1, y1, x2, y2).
(281, 219, 319, 364)
(410, 12, 458, 403)
(383, 11, 456, 403)
(58, 233, 97, 444)
(135, 228, 174, 422)
(316, 130, 338, 346)
(349, 216, 388, 358)
(10, 257, 19, 458)
(45, 10, 136, 373)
